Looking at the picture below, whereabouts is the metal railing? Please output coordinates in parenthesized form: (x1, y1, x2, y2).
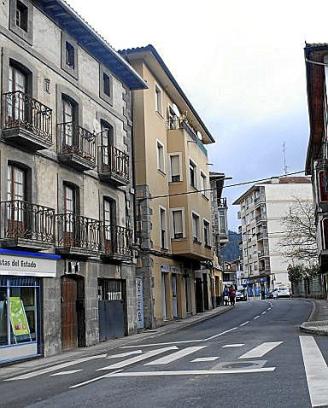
(56, 213, 101, 252)
(102, 224, 132, 257)
(2, 91, 52, 143)
(0, 200, 55, 243)
(98, 145, 129, 183)
(57, 122, 96, 165)
(218, 197, 227, 208)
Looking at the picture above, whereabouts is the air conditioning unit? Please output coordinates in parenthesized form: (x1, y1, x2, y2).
(65, 260, 80, 274)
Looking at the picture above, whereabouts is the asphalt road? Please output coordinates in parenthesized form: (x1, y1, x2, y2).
(1, 298, 327, 408)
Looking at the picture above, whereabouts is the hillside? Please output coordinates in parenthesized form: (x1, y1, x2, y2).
(221, 230, 241, 262)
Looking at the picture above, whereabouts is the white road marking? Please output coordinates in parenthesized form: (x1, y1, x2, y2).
(121, 340, 202, 349)
(222, 344, 245, 348)
(191, 357, 219, 362)
(203, 327, 238, 341)
(107, 367, 276, 377)
(51, 370, 82, 376)
(261, 311, 266, 315)
(254, 316, 260, 320)
(300, 335, 328, 407)
(70, 369, 123, 389)
(240, 321, 250, 327)
(5, 354, 107, 381)
(239, 342, 283, 359)
(145, 346, 205, 366)
(107, 350, 142, 359)
(97, 346, 178, 370)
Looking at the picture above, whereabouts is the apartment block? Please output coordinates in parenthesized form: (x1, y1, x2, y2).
(234, 177, 313, 296)
(0, 0, 146, 364)
(120, 45, 216, 328)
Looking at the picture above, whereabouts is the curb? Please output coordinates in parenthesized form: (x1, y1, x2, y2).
(299, 299, 328, 336)
(299, 324, 328, 336)
(307, 299, 317, 322)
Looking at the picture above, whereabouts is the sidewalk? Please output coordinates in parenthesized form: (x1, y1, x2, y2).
(299, 298, 328, 336)
(0, 305, 232, 379)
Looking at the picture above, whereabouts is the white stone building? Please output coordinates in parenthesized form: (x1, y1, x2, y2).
(233, 176, 313, 296)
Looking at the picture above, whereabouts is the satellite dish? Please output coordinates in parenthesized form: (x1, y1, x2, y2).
(197, 131, 203, 141)
(172, 104, 180, 117)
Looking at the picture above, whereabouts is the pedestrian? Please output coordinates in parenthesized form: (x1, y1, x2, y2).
(223, 286, 229, 306)
(229, 286, 236, 306)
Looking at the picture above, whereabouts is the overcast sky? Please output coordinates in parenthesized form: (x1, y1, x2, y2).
(67, 0, 326, 230)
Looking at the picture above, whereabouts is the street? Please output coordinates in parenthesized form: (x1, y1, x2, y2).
(0, 299, 327, 408)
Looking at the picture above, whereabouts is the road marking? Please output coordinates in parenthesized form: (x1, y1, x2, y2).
(239, 342, 283, 359)
(300, 336, 328, 407)
(51, 370, 82, 376)
(254, 316, 260, 320)
(203, 327, 238, 341)
(70, 369, 123, 389)
(107, 350, 142, 359)
(222, 344, 245, 348)
(97, 346, 178, 370)
(5, 354, 107, 381)
(145, 346, 205, 366)
(107, 367, 276, 377)
(121, 340, 202, 349)
(191, 357, 219, 362)
(240, 321, 250, 327)
(261, 311, 266, 315)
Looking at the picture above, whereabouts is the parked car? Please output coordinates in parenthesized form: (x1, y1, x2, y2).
(270, 287, 291, 298)
(236, 289, 248, 301)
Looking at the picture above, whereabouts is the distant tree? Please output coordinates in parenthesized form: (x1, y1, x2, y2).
(279, 197, 317, 266)
(287, 264, 320, 283)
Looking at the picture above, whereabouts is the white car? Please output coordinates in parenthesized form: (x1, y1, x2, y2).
(274, 287, 290, 298)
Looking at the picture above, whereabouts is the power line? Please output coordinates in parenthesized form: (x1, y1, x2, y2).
(143, 170, 306, 200)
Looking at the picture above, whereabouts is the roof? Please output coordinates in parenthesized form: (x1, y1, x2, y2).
(36, 0, 147, 90)
(119, 45, 215, 144)
(304, 43, 328, 173)
(232, 176, 312, 205)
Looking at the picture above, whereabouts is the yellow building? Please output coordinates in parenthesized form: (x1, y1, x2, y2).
(121, 45, 216, 328)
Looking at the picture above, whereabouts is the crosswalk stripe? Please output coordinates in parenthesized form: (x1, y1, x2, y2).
(97, 346, 178, 370)
(145, 346, 205, 366)
(51, 370, 82, 376)
(107, 350, 142, 359)
(300, 335, 328, 407)
(191, 357, 219, 362)
(239, 342, 283, 359)
(5, 354, 107, 381)
(223, 344, 245, 348)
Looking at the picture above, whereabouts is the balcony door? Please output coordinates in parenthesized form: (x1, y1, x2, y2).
(103, 198, 116, 255)
(8, 64, 27, 123)
(63, 184, 76, 246)
(100, 121, 113, 166)
(6, 165, 26, 238)
(62, 97, 76, 147)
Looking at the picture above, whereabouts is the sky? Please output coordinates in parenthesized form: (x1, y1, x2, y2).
(66, 0, 327, 231)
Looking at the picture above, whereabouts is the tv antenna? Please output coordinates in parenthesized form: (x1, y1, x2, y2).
(282, 142, 288, 175)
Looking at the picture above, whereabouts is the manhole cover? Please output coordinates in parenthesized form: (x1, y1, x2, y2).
(212, 360, 266, 371)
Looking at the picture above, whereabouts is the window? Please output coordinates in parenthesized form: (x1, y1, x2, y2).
(192, 213, 200, 242)
(7, 64, 28, 122)
(66, 42, 75, 69)
(155, 84, 162, 114)
(201, 172, 207, 197)
(62, 96, 77, 146)
(64, 184, 76, 234)
(189, 161, 196, 188)
(219, 208, 227, 235)
(100, 120, 113, 165)
(16, 0, 28, 32)
(172, 210, 183, 239)
(170, 154, 181, 182)
(99, 65, 113, 104)
(160, 207, 167, 249)
(204, 220, 210, 247)
(103, 73, 110, 97)
(104, 198, 115, 241)
(157, 140, 165, 173)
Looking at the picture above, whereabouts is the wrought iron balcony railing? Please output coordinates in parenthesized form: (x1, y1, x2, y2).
(56, 213, 101, 253)
(57, 122, 96, 169)
(98, 145, 129, 185)
(0, 200, 55, 245)
(2, 91, 52, 145)
(102, 224, 132, 258)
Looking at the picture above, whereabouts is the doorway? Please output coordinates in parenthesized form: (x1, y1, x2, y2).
(171, 274, 178, 318)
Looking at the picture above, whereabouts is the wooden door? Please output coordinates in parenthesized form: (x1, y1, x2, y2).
(61, 276, 78, 350)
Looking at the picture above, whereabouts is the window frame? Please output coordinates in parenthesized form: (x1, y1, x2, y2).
(159, 206, 168, 250)
(169, 152, 183, 183)
(203, 218, 211, 248)
(61, 32, 78, 79)
(191, 211, 201, 243)
(99, 65, 113, 105)
(156, 139, 166, 174)
(155, 83, 163, 116)
(170, 208, 185, 239)
(189, 160, 197, 189)
(200, 171, 208, 198)
(9, 0, 33, 45)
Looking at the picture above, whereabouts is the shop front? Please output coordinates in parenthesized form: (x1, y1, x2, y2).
(0, 249, 59, 364)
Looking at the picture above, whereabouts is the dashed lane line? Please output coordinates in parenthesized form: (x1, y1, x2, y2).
(240, 321, 250, 327)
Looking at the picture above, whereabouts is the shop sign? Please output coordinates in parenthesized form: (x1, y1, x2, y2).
(0, 254, 57, 277)
(9, 297, 30, 337)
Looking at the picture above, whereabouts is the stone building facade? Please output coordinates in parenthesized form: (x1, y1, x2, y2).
(0, 0, 146, 364)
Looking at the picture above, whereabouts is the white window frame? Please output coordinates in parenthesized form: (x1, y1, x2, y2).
(155, 83, 163, 115)
(156, 139, 166, 173)
(159, 205, 168, 250)
(203, 218, 211, 247)
(189, 159, 197, 189)
(191, 211, 201, 243)
(170, 208, 186, 239)
(168, 152, 183, 183)
(200, 171, 208, 198)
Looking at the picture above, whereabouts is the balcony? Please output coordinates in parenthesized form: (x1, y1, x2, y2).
(101, 225, 132, 261)
(0, 200, 55, 250)
(2, 91, 52, 150)
(218, 197, 227, 208)
(55, 213, 101, 257)
(254, 194, 265, 206)
(257, 230, 268, 240)
(258, 248, 269, 258)
(98, 145, 129, 186)
(57, 122, 96, 171)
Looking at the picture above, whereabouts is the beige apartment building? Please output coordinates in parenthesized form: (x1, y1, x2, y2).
(121, 45, 216, 328)
(234, 177, 313, 297)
